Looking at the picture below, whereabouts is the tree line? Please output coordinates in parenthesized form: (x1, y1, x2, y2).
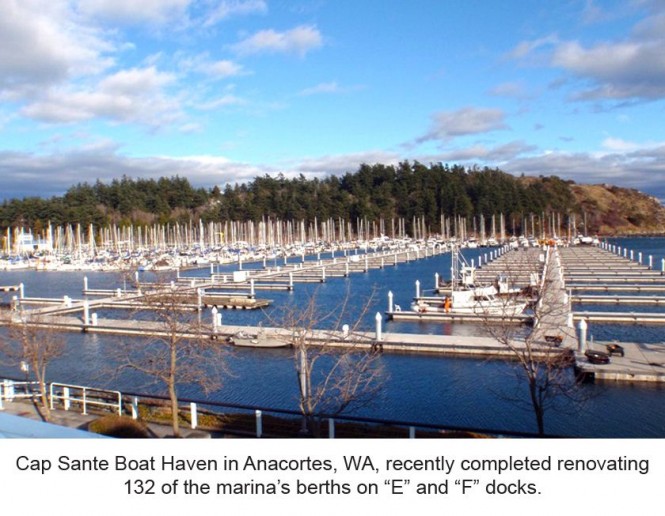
(0, 162, 579, 235)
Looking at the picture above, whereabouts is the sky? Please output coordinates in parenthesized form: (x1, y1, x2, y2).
(2, 0, 665, 201)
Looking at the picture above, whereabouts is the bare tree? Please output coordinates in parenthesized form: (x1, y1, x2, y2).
(273, 286, 386, 436)
(111, 274, 229, 437)
(0, 312, 65, 422)
(481, 245, 581, 436)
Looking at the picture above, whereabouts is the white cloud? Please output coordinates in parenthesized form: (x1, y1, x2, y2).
(417, 107, 509, 144)
(203, 0, 268, 27)
(231, 25, 323, 57)
(21, 66, 181, 126)
(179, 54, 247, 78)
(77, 0, 193, 25)
(299, 82, 343, 96)
(511, 6, 665, 101)
(0, 0, 113, 93)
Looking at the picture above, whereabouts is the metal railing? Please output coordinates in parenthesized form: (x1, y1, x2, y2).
(49, 382, 122, 416)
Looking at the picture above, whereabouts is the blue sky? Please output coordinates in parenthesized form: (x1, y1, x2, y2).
(2, 0, 665, 201)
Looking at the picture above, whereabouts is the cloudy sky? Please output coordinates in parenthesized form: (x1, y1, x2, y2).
(2, 0, 665, 201)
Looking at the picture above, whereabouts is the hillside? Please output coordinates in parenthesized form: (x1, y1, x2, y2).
(571, 184, 665, 235)
(1, 163, 665, 236)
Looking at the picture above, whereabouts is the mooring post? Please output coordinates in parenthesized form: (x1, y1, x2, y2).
(131, 397, 139, 419)
(190, 403, 198, 430)
(91, 313, 98, 326)
(289, 272, 294, 289)
(661, 258, 665, 275)
(342, 324, 349, 338)
(321, 267, 326, 282)
(388, 291, 394, 313)
(250, 279, 255, 297)
(83, 276, 88, 292)
(211, 306, 218, 333)
(638, 252, 642, 265)
(578, 318, 588, 352)
(256, 410, 263, 438)
(434, 272, 439, 290)
(375, 312, 382, 341)
(19, 283, 24, 299)
(649, 255, 653, 269)
(83, 300, 90, 326)
(415, 279, 420, 298)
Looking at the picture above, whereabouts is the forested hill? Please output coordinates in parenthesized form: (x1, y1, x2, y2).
(1, 162, 664, 236)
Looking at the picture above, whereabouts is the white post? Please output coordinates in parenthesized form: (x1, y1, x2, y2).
(135, 271, 140, 285)
(83, 300, 90, 326)
(364, 255, 369, 272)
(342, 324, 349, 338)
(662, 258, 665, 274)
(211, 306, 218, 333)
(345, 262, 349, 276)
(91, 313, 98, 326)
(638, 252, 642, 265)
(388, 291, 394, 312)
(216, 312, 222, 328)
(83, 276, 88, 292)
(131, 397, 139, 419)
(250, 279, 255, 297)
(321, 267, 326, 282)
(256, 410, 263, 438)
(63, 386, 71, 411)
(434, 272, 439, 290)
(19, 283, 24, 299)
(289, 272, 294, 289)
(649, 255, 653, 269)
(190, 402, 198, 429)
(375, 312, 382, 341)
(415, 280, 420, 299)
(116, 287, 122, 297)
(630, 250, 634, 261)
(578, 319, 588, 353)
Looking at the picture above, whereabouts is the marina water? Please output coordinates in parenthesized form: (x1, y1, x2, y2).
(2, 237, 665, 437)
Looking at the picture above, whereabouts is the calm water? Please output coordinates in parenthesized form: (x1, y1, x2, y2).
(2, 238, 665, 437)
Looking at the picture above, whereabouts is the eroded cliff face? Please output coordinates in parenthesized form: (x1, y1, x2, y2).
(571, 184, 665, 235)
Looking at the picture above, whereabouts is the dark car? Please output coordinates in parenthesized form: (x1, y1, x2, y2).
(585, 349, 610, 365)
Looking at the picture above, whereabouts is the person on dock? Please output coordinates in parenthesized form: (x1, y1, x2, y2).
(444, 296, 452, 313)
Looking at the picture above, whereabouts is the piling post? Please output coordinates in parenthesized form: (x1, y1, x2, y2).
(375, 312, 383, 341)
(83, 276, 88, 292)
(342, 324, 349, 338)
(83, 300, 90, 326)
(345, 262, 349, 276)
(388, 291, 394, 313)
(578, 319, 588, 353)
(211, 306, 218, 333)
(250, 279, 255, 297)
(434, 273, 439, 290)
(289, 272, 294, 289)
(649, 255, 653, 269)
(131, 397, 139, 419)
(190, 403, 198, 429)
(197, 289, 202, 309)
(19, 283, 24, 299)
(91, 313, 98, 326)
(256, 410, 263, 438)
(630, 250, 634, 261)
(415, 280, 421, 299)
(321, 267, 326, 282)
(638, 252, 642, 265)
